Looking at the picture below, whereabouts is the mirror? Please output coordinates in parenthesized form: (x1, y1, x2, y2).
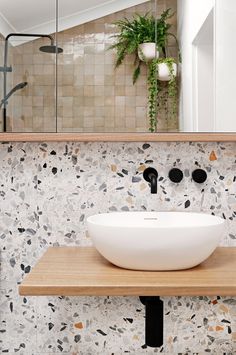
(0, 0, 235, 133)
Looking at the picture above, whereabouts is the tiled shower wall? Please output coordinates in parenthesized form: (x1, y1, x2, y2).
(0, 33, 31, 132)
(0, 141, 236, 354)
(2, 0, 178, 133)
(6, 37, 56, 132)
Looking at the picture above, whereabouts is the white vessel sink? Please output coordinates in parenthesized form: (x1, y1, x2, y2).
(87, 212, 225, 271)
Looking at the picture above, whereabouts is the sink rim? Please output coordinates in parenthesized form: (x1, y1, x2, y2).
(87, 211, 225, 229)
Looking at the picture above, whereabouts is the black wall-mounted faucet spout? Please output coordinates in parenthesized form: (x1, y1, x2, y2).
(149, 173, 157, 194)
(143, 167, 158, 194)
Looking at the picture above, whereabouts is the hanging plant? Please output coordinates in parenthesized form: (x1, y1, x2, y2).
(109, 8, 180, 131)
(147, 58, 178, 132)
(109, 9, 174, 84)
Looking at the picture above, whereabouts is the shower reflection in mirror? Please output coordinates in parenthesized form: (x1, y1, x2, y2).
(0, 33, 63, 132)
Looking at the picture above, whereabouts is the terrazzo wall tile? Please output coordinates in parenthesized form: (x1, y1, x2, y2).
(0, 141, 236, 354)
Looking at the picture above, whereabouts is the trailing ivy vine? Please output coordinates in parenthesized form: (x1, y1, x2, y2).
(147, 57, 178, 132)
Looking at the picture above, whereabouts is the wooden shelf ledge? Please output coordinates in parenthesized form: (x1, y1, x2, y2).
(1, 132, 236, 142)
(19, 247, 236, 296)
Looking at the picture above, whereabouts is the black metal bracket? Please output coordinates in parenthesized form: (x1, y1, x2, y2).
(0, 66, 12, 73)
(139, 296, 163, 348)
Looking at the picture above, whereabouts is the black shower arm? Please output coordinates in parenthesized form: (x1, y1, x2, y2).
(5, 33, 54, 45)
(4, 33, 54, 72)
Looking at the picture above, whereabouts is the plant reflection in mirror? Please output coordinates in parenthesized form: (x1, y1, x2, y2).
(110, 9, 173, 83)
(110, 8, 180, 132)
(148, 57, 178, 132)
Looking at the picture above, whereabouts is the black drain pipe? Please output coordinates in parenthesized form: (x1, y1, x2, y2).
(140, 296, 164, 347)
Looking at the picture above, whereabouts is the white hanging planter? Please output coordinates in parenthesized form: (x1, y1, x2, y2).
(138, 42, 159, 62)
(157, 62, 177, 81)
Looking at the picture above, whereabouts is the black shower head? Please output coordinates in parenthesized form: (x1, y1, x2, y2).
(39, 45, 63, 54)
(18, 82, 28, 89)
(0, 82, 28, 108)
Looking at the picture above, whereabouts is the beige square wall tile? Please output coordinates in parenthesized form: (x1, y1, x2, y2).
(84, 86, 94, 97)
(73, 96, 84, 106)
(136, 96, 147, 106)
(104, 64, 113, 75)
(125, 116, 136, 129)
(62, 75, 74, 85)
(43, 65, 55, 75)
(62, 116, 73, 129)
(22, 96, 32, 107)
(136, 86, 147, 96)
(84, 54, 95, 65)
(105, 75, 114, 85)
(73, 75, 84, 86)
(94, 54, 105, 64)
(104, 106, 115, 118)
(84, 65, 94, 75)
(125, 107, 135, 117)
(125, 86, 136, 96)
(95, 64, 105, 75)
(125, 96, 136, 107)
(94, 86, 105, 96)
(94, 75, 105, 85)
(44, 106, 55, 117)
(84, 97, 94, 106)
(95, 96, 105, 106)
(136, 75, 147, 86)
(136, 106, 147, 119)
(61, 97, 73, 107)
(43, 96, 55, 107)
(22, 106, 33, 116)
(43, 118, 56, 132)
(83, 75, 94, 85)
(62, 106, 73, 118)
(32, 115, 44, 131)
(115, 86, 125, 96)
(73, 106, 84, 118)
(95, 107, 105, 116)
(105, 96, 114, 106)
(61, 86, 74, 97)
(84, 107, 95, 117)
(104, 86, 115, 96)
(115, 96, 125, 106)
(115, 75, 125, 85)
(73, 86, 84, 97)
(83, 116, 95, 128)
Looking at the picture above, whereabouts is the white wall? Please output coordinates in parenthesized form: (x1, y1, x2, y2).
(192, 10, 214, 132)
(215, 0, 236, 131)
(177, 0, 215, 131)
(0, 11, 15, 38)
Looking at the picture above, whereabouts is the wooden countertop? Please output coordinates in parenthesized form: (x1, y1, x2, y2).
(19, 247, 236, 296)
